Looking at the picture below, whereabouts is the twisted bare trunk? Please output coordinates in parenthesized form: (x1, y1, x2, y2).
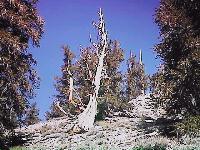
(77, 8, 108, 130)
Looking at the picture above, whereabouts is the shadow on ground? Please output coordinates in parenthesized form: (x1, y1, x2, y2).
(0, 132, 30, 150)
(137, 117, 182, 138)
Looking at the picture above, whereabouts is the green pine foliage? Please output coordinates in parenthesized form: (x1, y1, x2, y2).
(0, 0, 44, 145)
(46, 46, 80, 120)
(131, 144, 166, 150)
(100, 40, 125, 114)
(24, 102, 40, 126)
(176, 115, 200, 136)
(155, 0, 200, 115)
(126, 52, 149, 100)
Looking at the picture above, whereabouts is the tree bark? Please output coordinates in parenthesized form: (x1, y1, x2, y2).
(77, 8, 108, 131)
(68, 69, 73, 103)
(139, 49, 145, 95)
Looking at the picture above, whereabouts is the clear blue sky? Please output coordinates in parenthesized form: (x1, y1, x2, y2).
(30, 0, 161, 120)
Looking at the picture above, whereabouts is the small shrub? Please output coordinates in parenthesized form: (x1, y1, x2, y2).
(132, 144, 166, 150)
(9, 146, 27, 150)
(176, 115, 200, 136)
(95, 101, 108, 121)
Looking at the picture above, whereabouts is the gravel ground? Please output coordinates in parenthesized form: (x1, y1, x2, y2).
(15, 116, 200, 150)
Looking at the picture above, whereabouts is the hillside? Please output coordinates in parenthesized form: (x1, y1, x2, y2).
(14, 95, 200, 150)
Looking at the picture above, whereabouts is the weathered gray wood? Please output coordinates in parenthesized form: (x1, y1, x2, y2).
(77, 8, 108, 131)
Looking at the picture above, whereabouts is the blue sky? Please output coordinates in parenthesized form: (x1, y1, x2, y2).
(30, 0, 161, 119)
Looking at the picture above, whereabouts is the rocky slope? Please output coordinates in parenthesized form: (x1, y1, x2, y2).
(15, 115, 200, 150)
(15, 95, 200, 149)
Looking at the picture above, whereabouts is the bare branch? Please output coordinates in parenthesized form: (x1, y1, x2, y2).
(101, 66, 110, 80)
(55, 101, 68, 115)
(73, 88, 84, 106)
(89, 33, 98, 49)
(85, 61, 93, 80)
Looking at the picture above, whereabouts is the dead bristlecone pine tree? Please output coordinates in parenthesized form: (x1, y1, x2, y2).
(46, 46, 81, 120)
(75, 8, 109, 131)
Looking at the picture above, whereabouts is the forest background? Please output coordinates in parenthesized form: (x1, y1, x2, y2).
(31, 0, 160, 119)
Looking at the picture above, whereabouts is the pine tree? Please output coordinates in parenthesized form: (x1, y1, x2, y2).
(46, 46, 82, 120)
(65, 42, 124, 119)
(47, 9, 125, 129)
(75, 46, 98, 107)
(24, 102, 40, 126)
(46, 103, 65, 120)
(150, 65, 171, 112)
(126, 50, 149, 101)
(102, 40, 124, 111)
(155, 0, 200, 115)
(126, 53, 140, 100)
(77, 8, 109, 130)
(0, 0, 44, 135)
(150, 65, 172, 100)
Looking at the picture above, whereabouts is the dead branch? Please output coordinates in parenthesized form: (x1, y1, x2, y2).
(55, 101, 68, 115)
